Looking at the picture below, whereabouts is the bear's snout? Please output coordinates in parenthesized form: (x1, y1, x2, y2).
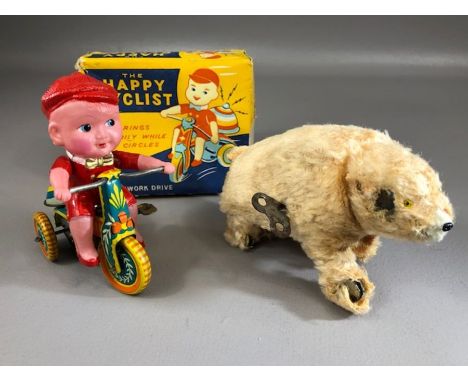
(423, 209, 454, 242)
(435, 209, 454, 232)
(442, 222, 454, 232)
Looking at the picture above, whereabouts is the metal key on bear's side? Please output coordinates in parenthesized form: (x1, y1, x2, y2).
(251, 193, 291, 238)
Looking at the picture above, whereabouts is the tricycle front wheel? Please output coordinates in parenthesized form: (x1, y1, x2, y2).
(169, 152, 187, 183)
(100, 236, 151, 295)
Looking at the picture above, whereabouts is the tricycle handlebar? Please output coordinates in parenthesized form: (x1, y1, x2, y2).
(68, 167, 165, 194)
(69, 178, 107, 194)
(120, 166, 165, 178)
(167, 114, 183, 122)
(167, 114, 212, 140)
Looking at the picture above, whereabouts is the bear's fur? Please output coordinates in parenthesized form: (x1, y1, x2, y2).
(220, 125, 454, 314)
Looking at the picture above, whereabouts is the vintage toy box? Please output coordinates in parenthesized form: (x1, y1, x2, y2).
(75, 50, 255, 196)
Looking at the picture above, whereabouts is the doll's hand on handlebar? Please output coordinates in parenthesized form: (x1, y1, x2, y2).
(163, 163, 175, 174)
(54, 187, 72, 202)
(138, 156, 175, 175)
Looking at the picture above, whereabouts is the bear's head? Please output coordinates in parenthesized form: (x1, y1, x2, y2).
(346, 133, 454, 243)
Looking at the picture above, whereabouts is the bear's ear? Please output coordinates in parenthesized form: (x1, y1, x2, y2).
(374, 189, 395, 213)
(352, 179, 373, 197)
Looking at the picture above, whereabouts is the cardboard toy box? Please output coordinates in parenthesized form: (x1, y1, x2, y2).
(75, 50, 255, 196)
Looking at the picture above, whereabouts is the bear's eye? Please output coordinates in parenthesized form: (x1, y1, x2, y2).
(403, 199, 414, 208)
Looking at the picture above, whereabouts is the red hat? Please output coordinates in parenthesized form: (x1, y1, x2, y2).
(189, 68, 219, 87)
(41, 72, 118, 118)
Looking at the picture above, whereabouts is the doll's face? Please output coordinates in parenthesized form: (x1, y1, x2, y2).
(185, 79, 218, 106)
(48, 100, 122, 158)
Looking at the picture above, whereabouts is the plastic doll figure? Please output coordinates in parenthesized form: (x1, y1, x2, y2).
(161, 68, 220, 167)
(42, 72, 175, 267)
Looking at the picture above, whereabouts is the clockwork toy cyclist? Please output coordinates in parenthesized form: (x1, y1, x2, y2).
(38, 72, 174, 268)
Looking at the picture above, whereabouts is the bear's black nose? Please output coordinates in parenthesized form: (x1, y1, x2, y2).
(442, 222, 454, 232)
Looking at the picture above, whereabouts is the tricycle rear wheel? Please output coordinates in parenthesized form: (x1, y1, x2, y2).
(217, 143, 235, 167)
(33, 211, 59, 261)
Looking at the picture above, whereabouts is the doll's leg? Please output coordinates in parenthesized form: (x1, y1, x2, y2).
(224, 214, 268, 250)
(193, 137, 205, 162)
(170, 127, 181, 157)
(351, 235, 381, 263)
(70, 216, 98, 262)
(303, 243, 375, 314)
(123, 188, 143, 243)
(128, 203, 143, 243)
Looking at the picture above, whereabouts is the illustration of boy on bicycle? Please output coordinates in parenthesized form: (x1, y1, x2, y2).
(160, 68, 220, 168)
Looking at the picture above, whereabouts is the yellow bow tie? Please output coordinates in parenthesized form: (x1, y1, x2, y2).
(85, 154, 114, 169)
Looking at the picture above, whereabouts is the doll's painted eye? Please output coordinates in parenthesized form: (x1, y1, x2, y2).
(403, 199, 414, 208)
(203, 91, 208, 95)
(191, 87, 196, 92)
(105, 119, 115, 127)
(79, 124, 92, 132)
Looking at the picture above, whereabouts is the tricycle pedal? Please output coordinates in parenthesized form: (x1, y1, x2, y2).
(138, 203, 157, 215)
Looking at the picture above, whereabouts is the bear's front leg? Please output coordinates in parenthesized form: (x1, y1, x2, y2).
(304, 244, 375, 314)
(351, 235, 381, 263)
(224, 214, 269, 250)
